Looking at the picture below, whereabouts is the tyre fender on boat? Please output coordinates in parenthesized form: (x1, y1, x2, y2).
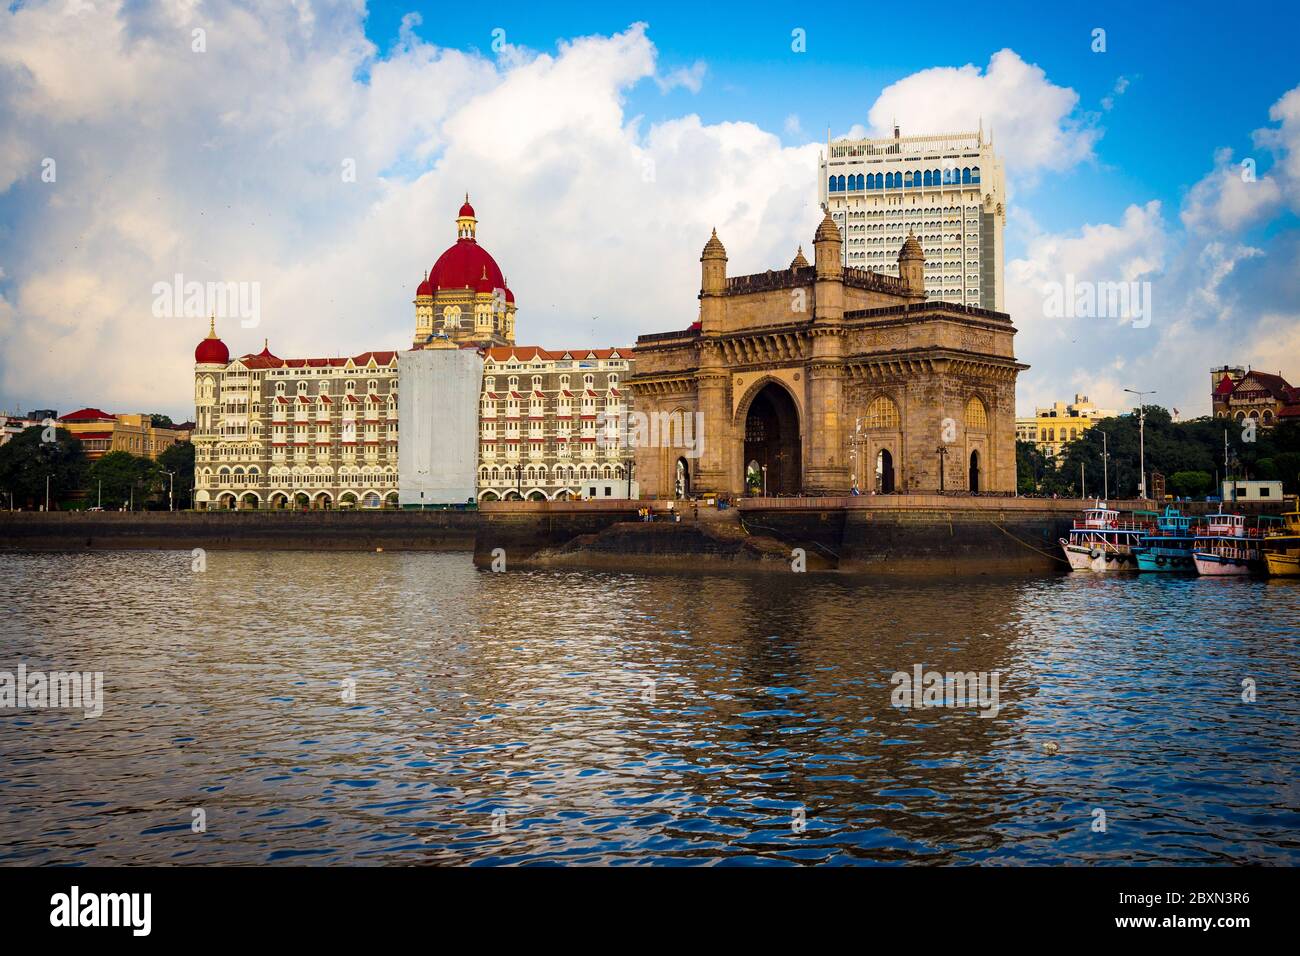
(1090, 548, 1102, 560)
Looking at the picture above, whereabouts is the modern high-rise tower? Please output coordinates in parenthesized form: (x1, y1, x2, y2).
(818, 125, 1006, 311)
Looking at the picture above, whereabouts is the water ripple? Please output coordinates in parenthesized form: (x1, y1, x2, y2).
(0, 550, 1296, 865)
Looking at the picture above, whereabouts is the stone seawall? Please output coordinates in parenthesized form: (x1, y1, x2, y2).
(739, 496, 1083, 575)
(473, 500, 641, 569)
(8, 497, 1282, 574)
(474, 496, 1165, 575)
(0, 511, 478, 552)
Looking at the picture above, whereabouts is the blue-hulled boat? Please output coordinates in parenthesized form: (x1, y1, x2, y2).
(1133, 506, 1202, 573)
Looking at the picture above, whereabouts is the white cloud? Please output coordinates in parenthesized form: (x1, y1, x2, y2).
(1100, 74, 1134, 112)
(0, 9, 810, 418)
(1254, 85, 1300, 211)
(865, 49, 1100, 179)
(655, 60, 707, 94)
(1181, 147, 1283, 233)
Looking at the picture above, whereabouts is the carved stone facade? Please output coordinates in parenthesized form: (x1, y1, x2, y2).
(629, 214, 1025, 498)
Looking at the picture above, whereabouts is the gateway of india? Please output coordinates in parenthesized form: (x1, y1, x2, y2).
(629, 212, 1026, 498)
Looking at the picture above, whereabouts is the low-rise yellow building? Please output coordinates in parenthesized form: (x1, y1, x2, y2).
(1015, 394, 1116, 458)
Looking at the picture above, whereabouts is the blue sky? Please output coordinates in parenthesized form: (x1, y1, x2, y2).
(0, 0, 1297, 421)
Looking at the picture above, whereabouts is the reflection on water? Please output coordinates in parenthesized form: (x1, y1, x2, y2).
(0, 550, 1297, 865)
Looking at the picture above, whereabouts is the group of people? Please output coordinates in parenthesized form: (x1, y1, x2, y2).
(637, 502, 690, 523)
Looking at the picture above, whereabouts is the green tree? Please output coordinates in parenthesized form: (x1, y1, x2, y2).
(1167, 470, 1213, 497)
(149, 413, 175, 429)
(1016, 439, 1053, 493)
(1272, 451, 1300, 495)
(88, 451, 158, 510)
(157, 441, 196, 508)
(0, 425, 87, 509)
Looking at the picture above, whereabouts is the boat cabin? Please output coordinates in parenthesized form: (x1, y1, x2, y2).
(1202, 513, 1246, 536)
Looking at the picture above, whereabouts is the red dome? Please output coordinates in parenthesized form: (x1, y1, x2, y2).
(504, 287, 515, 303)
(416, 276, 433, 297)
(459, 200, 475, 218)
(195, 327, 229, 364)
(429, 239, 505, 292)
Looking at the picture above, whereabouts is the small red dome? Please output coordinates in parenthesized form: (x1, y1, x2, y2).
(459, 200, 475, 218)
(504, 287, 515, 304)
(195, 322, 229, 364)
(416, 276, 433, 297)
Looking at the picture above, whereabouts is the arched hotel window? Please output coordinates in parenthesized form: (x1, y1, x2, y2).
(836, 175, 846, 191)
(885, 172, 895, 188)
(923, 170, 932, 187)
(865, 395, 901, 430)
(961, 167, 972, 184)
(965, 397, 989, 431)
(904, 171, 913, 187)
(855, 174, 864, 190)
(971, 166, 981, 183)
(828, 176, 836, 192)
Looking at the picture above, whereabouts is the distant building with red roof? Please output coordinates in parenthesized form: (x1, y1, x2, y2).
(1211, 365, 1300, 426)
(57, 409, 181, 461)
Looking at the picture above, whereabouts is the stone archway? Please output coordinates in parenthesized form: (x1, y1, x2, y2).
(876, 449, 895, 494)
(969, 450, 981, 493)
(741, 382, 801, 495)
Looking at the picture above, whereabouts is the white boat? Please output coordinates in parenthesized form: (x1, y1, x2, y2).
(1059, 502, 1150, 571)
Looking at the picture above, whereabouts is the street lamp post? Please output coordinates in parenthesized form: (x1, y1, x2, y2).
(1124, 387, 1156, 500)
(45, 474, 50, 512)
(1099, 430, 1109, 501)
(165, 470, 175, 511)
(761, 464, 768, 497)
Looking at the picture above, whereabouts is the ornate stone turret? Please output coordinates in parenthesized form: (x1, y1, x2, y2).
(898, 229, 925, 296)
(813, 210, 842, 280)
(790, 246, 810, 269)
(701, 228, 727, 295)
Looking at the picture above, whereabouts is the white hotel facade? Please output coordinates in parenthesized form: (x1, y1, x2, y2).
(818, 127, 1006, 311)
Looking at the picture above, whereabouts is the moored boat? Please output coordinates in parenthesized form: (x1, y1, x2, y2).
(1265, 550, 1300, 576)
(1133, 506, 1202, 573)
(1191, 513, 1267, 576)
(1059, 502, 1151, 571)
(1262, 510, 1300, 577)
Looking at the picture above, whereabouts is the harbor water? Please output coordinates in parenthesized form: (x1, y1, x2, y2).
(0, 550, 1296, 865)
